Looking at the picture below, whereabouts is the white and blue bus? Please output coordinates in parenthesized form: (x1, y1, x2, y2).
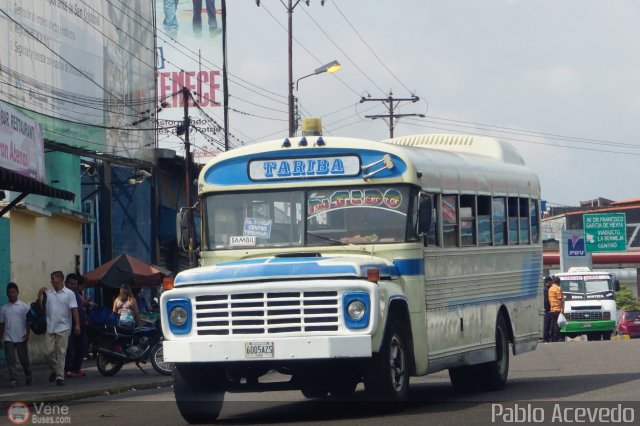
(161, 124, 543, 423)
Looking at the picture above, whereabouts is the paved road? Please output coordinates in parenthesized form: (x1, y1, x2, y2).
(7, 340, 640, 425)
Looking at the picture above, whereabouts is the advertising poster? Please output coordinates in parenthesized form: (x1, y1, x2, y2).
(155, 0, 224, 164)
(0, 0, 156, 163)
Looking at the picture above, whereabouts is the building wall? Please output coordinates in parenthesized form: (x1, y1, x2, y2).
(9, 211, 82, 362)
(542, 215, 566, 240)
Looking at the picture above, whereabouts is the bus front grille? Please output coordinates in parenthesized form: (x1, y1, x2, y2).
(194, 291, 339, 335)
(567, 311, 603, 321)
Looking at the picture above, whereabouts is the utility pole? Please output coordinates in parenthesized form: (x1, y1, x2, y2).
(256, 0, 326, 137)
(179, 86, 196, 268)
(360, 91, 424, 139)
(222, 0, 229, 151)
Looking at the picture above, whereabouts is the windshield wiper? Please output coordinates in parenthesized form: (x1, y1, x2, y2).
(307, 232, 350, 246)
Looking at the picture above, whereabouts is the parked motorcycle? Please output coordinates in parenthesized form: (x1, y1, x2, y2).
(94, 320, 172, 376)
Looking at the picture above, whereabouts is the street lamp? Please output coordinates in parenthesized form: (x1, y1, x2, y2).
(292, 60, 341, 134)
(295, 60, 342, 90)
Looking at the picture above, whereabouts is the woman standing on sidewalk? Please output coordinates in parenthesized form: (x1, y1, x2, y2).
(112, 284, 140, 328)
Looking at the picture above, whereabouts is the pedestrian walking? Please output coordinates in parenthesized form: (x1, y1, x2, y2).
(542, 276, 553, 342)
(547, 276, 565, 342)
(0, 282, 32, 387)
(64, 273, 88, 379)
(39, 271, 80, 386)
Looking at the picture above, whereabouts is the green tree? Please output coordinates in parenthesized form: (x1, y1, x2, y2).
(615, 283, 640, 311)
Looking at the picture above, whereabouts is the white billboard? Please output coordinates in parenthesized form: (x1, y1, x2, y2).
(0, 0, 156, 162)
(156, 0, 224, 163)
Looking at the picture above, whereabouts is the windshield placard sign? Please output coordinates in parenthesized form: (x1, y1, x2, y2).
(243, 218, 272, 238)
(583, 213, 627, 252)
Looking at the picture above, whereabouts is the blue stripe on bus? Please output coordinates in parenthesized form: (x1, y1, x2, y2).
(393, 259, 424, 276)
(175, 256, 405, 284)
(444, 254, 542, 308)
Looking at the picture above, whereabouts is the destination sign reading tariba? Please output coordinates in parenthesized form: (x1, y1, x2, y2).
(249, 156, 360, 180)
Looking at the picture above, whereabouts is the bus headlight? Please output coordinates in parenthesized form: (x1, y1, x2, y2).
(170, 306, 188, 326)
(343, 292, 370, 329)
(166, 299, 192, 335)
(602, 312, 611, 320)
(347, 300, 366, 321)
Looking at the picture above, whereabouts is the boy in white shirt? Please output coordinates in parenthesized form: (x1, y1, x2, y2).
(0, 282, 32, 387)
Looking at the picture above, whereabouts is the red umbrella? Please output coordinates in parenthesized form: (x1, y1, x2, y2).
(83, 254, 171, 288)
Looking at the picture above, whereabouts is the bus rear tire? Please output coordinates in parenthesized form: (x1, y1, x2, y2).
(363, 317, 410, 403)
(448, 366, 477, 393)
(478, 314, 510, 391)
(450, 315, 510, 393)
(174, 363, 227, 424)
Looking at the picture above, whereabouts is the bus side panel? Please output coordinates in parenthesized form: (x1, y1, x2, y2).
(424, 246, 541, 371)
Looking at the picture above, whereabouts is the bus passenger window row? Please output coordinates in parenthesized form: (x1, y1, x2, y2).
(425, 194, 540, 248)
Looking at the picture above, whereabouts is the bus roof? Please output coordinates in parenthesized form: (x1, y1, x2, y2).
(198, 134, 540, 198)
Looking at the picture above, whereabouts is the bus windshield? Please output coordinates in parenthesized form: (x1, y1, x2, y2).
(203, 186, 413, 250)
(560, 279, 612, 294)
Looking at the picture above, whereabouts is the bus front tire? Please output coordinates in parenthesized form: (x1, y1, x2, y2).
(174, 363, 227, 424)
(363, 317, 410, 403)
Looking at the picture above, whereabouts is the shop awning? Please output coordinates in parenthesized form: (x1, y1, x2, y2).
(0, 166, 75, 200)
(0, 166, 75, 217)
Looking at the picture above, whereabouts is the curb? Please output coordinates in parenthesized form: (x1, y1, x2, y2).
(1, 379, 173, 406)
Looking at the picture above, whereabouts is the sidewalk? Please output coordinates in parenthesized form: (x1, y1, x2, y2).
(0, 360, 173, 405)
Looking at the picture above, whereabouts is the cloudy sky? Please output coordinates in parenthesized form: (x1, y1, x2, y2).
(191, 0, 640, 206)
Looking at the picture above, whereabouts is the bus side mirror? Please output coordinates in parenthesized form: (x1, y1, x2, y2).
(417, 193, 432, 235)
(176, 208, 189, 250)
(614, 279, 620, 292)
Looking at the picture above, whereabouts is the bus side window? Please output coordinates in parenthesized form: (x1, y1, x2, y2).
(477, 196, 492, 245)
(442, 195, 458, 248)
(460, 194, 475, 246)
(519, 198, 530, 244)
(507, 197, 519, 245)
(492, 197, 506, 245)
(530, 199, 539, 243)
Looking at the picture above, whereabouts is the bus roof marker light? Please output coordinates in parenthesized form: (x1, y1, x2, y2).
(315, 137, 325, 146)
(299, 137, 308, 147)
(282, 138, 291, 148)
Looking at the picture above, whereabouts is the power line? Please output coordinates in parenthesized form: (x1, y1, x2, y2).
(360, 92, 424, 138)
(329, 0, 413, 95)
(402, 118, 640, 157)
(420, 115, 639, 149)
(259, 3, 361, 98)
(299, 6, 387, 95)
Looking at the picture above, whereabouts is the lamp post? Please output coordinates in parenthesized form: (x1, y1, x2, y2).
(295, 60, 341, 90)
(293, 60, 341, 134)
